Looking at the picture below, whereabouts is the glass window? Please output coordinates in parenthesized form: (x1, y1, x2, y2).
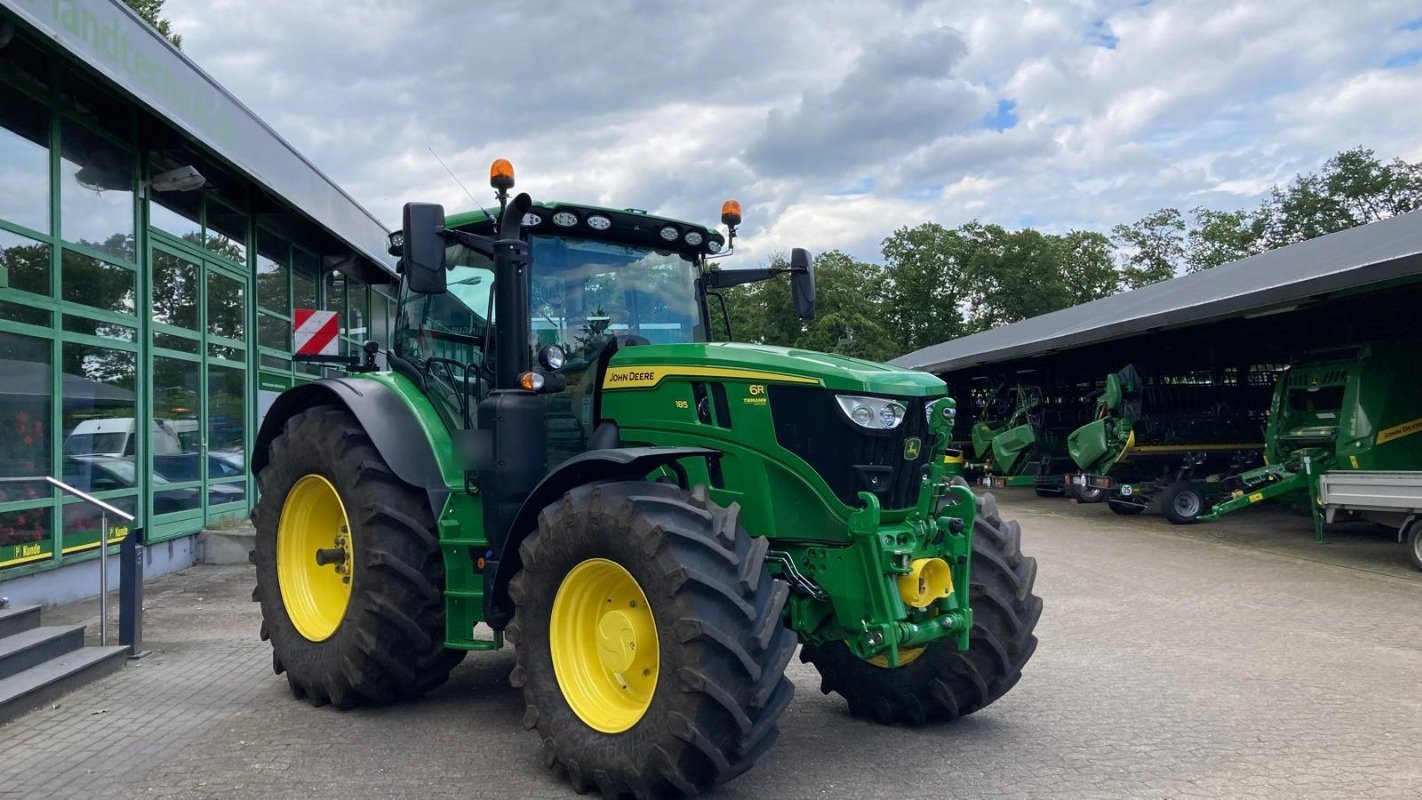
(151, 356, 201, 504)
(0, 299, 50, 328)
(62, 315, 137, 343)
(0, 228, 51, 297)
(61, 250, 136, 315)
(0, 84, 51, 235)
(208, 364, 245, 498)
(207, 270, 245, 341)
(151, 250, 200, 330)
(260, 353, 291, 371)
(205, 202, 247, 265)
(347, 281, 369, 340)
(149, 189, 202, 243)
(60, 123, 134, 261)
(258, 312, 290, 352)
(324, 271, 347, 355)
(0, 331, 52, 502)
(293, 250, 318, 309)
(0, 508, 53, 568)
(60, 494, 136, 555)
(256, 229, 290, 314)
(59, 343, 137, 463)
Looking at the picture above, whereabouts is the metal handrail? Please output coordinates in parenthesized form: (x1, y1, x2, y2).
(0, 476, 138, 645)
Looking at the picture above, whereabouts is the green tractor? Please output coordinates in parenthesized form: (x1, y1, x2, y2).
(250, 163, 1041, 798)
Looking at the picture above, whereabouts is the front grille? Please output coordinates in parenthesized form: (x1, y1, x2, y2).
(769, 386, 930, 509)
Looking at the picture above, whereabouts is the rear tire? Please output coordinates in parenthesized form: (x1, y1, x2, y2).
(800, 492, 1042, 725)
(508, 481, 795, 798)
(1161, 481, 1205, 525)
(252, 405, 463, 708)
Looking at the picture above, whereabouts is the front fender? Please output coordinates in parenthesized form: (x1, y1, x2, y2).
(484, 446, 718, 629)
(252, 378, 449, 514)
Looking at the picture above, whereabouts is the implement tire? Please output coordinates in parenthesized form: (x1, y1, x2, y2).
(508, 481, 795, 799)
(1160, 481, 1205, 525)
(251, 404, 463, 708)
(800, 492, 1042, 725)
(1072, 485, 1107, 504)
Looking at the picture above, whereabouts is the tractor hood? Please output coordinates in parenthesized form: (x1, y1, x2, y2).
(606, 342, 946, 397)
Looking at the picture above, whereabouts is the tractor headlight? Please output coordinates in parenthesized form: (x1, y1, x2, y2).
(684, 230, 704, 246)
(586, 214, 612, 231)
(659, 225, 680, 242)
(522, 213, 543, 227)
(836, 395, 906, 430)
(538, 344, 566, 370)
(552, 211, 578, 227)
(706, 234, 724, 254)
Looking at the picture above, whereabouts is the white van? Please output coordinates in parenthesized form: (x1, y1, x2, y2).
(64, 418, 187, 457)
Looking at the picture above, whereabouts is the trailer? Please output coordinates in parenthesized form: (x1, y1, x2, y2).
(1318, 471, 1422, 570)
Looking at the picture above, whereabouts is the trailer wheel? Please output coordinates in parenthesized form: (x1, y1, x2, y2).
(1407, 520, 1422, 572)
(1072, 485, 1107, 504)
(1107, 497, 1145, 516)
(508, 481, 795, 798)
(801, 492, 1042, 725)
(251, 405, 464, 708)
(1161, 481, 1205, 525)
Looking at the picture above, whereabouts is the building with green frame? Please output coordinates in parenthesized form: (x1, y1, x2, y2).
(0, 0, 398, 603)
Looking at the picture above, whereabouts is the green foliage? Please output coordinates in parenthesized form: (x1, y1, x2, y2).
(1112, 207, 1186, 288)
(123, 0, 182, 48)
(1186, 207, 1267, 273)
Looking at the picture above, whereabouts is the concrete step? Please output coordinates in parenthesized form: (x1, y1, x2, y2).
(0, 604, 42, 638)
(0, 625, 85, 680)
(0, 644, 128, 723)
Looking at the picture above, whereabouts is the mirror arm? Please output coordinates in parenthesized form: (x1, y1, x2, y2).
(443, 228, 497, 260)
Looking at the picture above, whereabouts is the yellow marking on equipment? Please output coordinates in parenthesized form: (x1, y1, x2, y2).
(1248, 492, 1264, 503)
(1128, 443, 1263, 454)
(1375, 416, 1422, 446)
(1350, 455, 1359, 469)
(943, 454, 964, 464)
(602, 365, 820, 390)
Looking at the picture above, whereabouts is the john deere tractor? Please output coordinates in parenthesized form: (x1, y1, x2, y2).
(251, 162, 1041, 798)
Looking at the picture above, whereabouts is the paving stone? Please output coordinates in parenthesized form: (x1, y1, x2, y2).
(0, 490, 1416, 799)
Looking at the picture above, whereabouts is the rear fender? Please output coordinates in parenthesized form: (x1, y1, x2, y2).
(251, 378, 449, 514)
(484, 446, 718, 629)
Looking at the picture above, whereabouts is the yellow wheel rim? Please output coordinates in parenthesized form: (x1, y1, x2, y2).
(550, 558, 659, 733)
(276, 474, 354, 642)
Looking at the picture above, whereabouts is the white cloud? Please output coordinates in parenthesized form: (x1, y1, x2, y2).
(164, 0, 1422, 262)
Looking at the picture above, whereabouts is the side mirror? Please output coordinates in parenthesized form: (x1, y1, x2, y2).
(790, 247, 816, 321)
(402, 202, 448, 295)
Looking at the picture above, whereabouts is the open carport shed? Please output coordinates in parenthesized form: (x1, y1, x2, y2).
(893, 208, 1422, 385)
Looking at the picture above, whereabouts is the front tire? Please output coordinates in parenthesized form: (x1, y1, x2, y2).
(508, 482, 795, 798)
(800, 492, 1042, 725)
(251, 405, 463, 708)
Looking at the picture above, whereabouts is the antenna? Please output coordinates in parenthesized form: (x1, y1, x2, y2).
(428, 146, 495, 224)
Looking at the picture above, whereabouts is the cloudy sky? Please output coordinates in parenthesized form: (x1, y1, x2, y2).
(166, 0, 1422, 263)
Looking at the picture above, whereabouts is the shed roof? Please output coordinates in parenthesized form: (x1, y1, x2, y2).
(892, 209, 1422, 373)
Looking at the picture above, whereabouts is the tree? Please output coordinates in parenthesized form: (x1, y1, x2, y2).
(880, 223, 971, 354)
(1262, 147, 1422, 248)
(124, 0, 182, 48)
(1186, 207, 1267, 272)
(1112, 208, 1185, 287)
(1058, 230, 1119, 304)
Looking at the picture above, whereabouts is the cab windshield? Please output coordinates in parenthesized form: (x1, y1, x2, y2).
(530, 235, 705, 366)
(394, 233, 705, 426)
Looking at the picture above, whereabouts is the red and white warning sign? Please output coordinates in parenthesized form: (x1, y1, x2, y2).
(293, 308, 340, 356)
